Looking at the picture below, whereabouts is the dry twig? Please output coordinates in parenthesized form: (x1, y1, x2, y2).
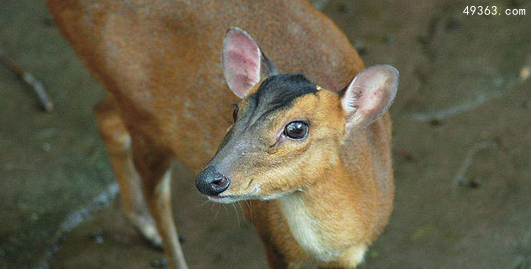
(0, 48, 53, 112)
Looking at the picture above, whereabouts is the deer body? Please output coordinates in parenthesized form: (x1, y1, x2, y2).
(47, 0, 396, 268)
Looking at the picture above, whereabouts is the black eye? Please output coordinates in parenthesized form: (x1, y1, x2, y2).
(232, 104, 239, 121)
(284, 121, 308, 140)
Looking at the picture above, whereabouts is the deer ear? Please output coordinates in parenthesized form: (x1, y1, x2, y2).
(341, 65, 399, 129)
(222, 27, 278, 99)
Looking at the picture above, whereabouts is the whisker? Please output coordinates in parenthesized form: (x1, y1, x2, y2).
(223, 204, 229, 215)
(214, 204, 221, 220)
(209, 203, 217, 218)
(231, 203, 241, 227)
(196, 198, 211, 207)
(245, 200, 253, 221)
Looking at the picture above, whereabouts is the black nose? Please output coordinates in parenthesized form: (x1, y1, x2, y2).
(195, 166, 231, 196)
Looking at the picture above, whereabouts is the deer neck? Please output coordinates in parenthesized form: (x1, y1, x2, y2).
(278, 162, 357, 262)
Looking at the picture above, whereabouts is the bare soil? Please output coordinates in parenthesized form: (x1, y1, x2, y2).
(1, 0, 530, 268)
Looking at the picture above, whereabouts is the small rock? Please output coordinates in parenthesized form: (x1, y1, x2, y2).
(368, 250, 378, 259)
(42, 143, 51, 152)
(178, 234, 187, 244)
(509, 0, 524, 8)
(90, 227, 104, 244)
(520, 66, 530, 82)
(405, 155, 415, 162)
(459, 178, 481, 189)
(151, 257, 168, 268)
(467, 179, 481, 189)
(418, 35, 431, 45)
(395, 149, 415, 162)
(113, 233, 132, 244)
(43, 17, 55, 27)
(337, 3, 354, 14)
(446, 18, 462, 31)
(384, 34, 394, 45)
(354, 41, 367, 56)
(429, 119, 443, 127)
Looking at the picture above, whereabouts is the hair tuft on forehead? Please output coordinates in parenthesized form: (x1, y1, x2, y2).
(250, 74, 318, 112)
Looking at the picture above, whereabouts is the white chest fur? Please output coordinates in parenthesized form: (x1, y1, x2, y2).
(279, 193, 341, 262)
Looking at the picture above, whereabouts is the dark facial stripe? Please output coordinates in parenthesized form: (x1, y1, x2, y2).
(219, 74, 318, 150)
(244, 74, 317, 121)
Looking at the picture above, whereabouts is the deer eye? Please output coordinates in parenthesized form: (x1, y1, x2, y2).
(232, 104, 239, 121)
(283, 121, 308, 140)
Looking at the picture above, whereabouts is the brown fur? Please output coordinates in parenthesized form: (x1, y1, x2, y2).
(46, 0, 392, 268)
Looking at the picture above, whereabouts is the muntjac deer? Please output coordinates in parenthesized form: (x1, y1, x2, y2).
(196, 28, 398, 268)
(47, 0, 398, 268)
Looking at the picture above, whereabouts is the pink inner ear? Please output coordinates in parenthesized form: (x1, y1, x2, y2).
(223, 28, 261, 98)
(342, 65, 399, 127)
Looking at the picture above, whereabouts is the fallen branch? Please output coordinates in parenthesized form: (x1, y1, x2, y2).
(0, 48, 53, 112)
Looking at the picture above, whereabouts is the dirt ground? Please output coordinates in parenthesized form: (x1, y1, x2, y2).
(1, 0, 530, 268)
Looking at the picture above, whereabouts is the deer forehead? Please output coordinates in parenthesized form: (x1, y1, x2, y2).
(236, 74, 342, 130)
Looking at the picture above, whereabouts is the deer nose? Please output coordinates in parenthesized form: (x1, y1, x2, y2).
(195, 166, 231, 196)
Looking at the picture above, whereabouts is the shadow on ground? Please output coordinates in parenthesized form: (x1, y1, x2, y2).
(0, 0, 530, 268)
